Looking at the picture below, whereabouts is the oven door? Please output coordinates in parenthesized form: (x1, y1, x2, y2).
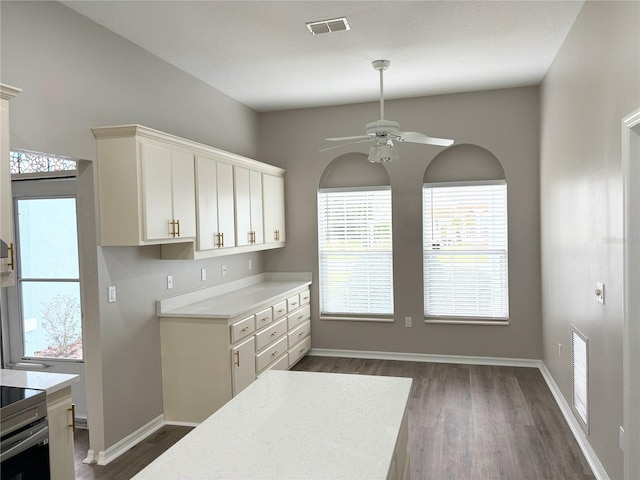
(0, 420, 50, 480)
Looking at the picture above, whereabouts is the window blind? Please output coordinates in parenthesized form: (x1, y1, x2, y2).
(318, 187, 393, 317)
(423, 181, 508, 320)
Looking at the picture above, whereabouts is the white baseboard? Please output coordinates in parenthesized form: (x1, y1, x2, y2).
(83, 414, 165, 466)
(308, 349, 608, 480)
(538, 363, 610, 480)
(164, 420, 199, 428)
(309, 348, 541, 368)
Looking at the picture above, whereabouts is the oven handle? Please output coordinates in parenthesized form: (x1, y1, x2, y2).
(0, 423, 49, 463)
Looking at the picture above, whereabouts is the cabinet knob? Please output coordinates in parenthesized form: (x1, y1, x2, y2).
(271, 350, 278, 357)
(68, 403, 76, 432)
(234, 350, 240, 367)
(7, 243, 14, 271)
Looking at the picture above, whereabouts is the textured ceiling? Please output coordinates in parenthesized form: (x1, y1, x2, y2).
(61, 1, 584, 112)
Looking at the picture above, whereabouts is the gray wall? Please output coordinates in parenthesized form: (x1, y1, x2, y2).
(540, 2, 640, 478)
(1, 1, 262, 452)
(259, 86, 542, 359)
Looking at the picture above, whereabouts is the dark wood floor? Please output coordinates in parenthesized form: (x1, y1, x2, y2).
(74, 356, 594, 479)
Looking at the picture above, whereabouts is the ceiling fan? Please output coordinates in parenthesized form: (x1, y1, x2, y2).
(322, 60, 454, 162)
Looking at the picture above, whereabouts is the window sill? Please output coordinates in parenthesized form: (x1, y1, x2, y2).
(320, 315, 394, 323)
(424, 317, 509, 326)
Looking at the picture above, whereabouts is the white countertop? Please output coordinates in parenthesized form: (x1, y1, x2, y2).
(0, 368, 79, 394)
(158, 273, 311, 320)
(133, 370, 412, 480)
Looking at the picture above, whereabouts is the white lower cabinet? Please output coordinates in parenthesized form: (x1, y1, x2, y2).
(160, 285, 311, 424)
(47, 386, 75, 480)
(231, 336, 256, 395)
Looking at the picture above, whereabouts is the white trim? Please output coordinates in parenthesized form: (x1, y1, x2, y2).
(164, 420, 200, 428)
(308, 348, 540, 368)
(307, 349, 608, 479)
(622, 107, 640, 480)
(318, 185, 391, 193)
(539, 363, 609, 480)
(320, 316, 394, 323)
(423, 179, 506, 188)
(85, 414, 165, 466)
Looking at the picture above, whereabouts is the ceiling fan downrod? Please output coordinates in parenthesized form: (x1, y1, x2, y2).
(372, 60, 390, 122)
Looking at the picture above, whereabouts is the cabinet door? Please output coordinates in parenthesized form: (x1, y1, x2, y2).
(234, 166, 252, 247)
(235, 167, 264, 247)
(249, 169, 264, 244)
(231, 336, 256, 396)
(170, 150, 196, 239)
(273, 175, 285, 242)
(141, 142, 173, 241)
(216, 161, 235, 248)
(0, 96, 15, 286)
(195, 155, 218, 250)
(47, 387, 75, 480)
(263, 173, 285, 244)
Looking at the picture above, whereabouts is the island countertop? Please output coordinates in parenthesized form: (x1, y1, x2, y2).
(0, 368, 79, 394)
(133, 370, 412, 480)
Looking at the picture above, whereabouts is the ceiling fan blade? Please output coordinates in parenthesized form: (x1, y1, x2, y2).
(319, 138, 373, 152)
(325, 134, 372, 142)
(397, 131, 454, 147)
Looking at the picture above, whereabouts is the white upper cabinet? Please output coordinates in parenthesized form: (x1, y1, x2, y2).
(196, 155, 235, 251)
(93, 125, 285, 258)
(235, 166, 264, 247)
(93, 126, 196, 246)
(263, 173, 285, 244)
(141, 143, 196, 242)
(0, 84, 21, 287)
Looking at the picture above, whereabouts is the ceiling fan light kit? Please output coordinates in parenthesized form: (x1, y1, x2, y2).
(324, 60, 454, 163)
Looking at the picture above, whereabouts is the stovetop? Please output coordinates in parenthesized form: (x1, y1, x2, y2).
(0, 385, 46, 419)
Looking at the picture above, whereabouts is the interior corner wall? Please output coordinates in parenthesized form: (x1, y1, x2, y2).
(540, 2, 640, 478)
(259, 85, 542, 360)
(1, 1, 261, 452)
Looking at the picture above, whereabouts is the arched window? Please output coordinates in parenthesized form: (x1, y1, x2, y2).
(422, 144, 508, 322)
(317, 153, 393, 321)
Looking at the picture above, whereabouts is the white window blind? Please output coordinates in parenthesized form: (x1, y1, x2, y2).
(318, 187, 393, 317)
(423, 181, 508, 320)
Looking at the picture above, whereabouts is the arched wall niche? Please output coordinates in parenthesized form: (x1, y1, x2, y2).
(424, 143, 505, 182)
(319, 152, 390, 189)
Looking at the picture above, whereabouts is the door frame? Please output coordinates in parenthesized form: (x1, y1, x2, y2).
(622, 107, 640, 480)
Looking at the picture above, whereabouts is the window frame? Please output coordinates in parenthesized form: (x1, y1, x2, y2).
(317, 185, 394, 322)
(422, 179, 509, 324)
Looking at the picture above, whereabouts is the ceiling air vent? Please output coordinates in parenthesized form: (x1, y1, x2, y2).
(306, 17, 350, 35)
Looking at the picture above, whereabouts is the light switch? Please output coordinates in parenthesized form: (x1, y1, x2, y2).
(595, 282, 604, 304)
(108, 286, 116, 303)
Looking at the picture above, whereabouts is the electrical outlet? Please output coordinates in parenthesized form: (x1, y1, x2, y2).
(167, 275, 173, 289)
(201, 268, 207, 281)
(221, 265, 227, 277)
(558, 343, 562, 358)
(249, 259, 252, 270)
(595, 282, 605, 304)
(405, 317, 412, 328)
(108, 286, 116, 303)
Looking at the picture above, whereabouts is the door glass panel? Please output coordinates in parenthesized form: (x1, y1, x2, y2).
(16, 197, 82, 360)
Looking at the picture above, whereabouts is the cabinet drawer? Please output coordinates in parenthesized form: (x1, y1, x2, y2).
(288, 336, 311, 367)
(299, 289, 310, 306)
(287, 304, 311, 330)
(257, 351, 289, 376)
(272, 300, 287, 320)
(231, 315, 255, 343)
(255, 317, 287, 351)
(256, 335, 288, 372)
(255, 307, 273, 329)
(288, 320, 310, 346)
(287, 294, 300, 312)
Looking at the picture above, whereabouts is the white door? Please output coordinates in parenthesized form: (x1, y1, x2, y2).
(5, 177, 86, 419)
(216, 161, 235, 248)
(141, 142, 173, 241)
(170, 150, 196, 239)
(195, 155, 219, 250)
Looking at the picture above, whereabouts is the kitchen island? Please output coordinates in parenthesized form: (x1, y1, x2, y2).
(133, 370, 412, 480)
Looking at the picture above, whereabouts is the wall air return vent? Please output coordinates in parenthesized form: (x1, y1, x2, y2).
(306, 17, 350, 35)
(572, 327, 589, 432)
